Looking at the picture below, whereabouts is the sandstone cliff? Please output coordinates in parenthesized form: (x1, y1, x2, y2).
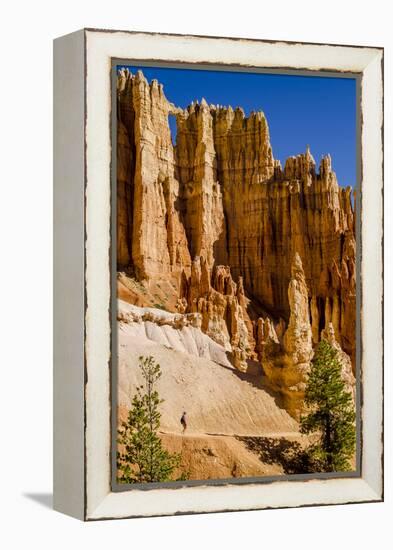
(117, 69, 356, 417)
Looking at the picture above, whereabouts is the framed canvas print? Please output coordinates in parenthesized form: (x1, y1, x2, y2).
(53, 29, 384, 521)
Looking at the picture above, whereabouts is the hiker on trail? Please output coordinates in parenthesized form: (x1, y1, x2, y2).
(180, 411, 187, 433)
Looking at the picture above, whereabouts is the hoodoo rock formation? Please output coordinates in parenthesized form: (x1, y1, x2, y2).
(117, 69, 356, 417)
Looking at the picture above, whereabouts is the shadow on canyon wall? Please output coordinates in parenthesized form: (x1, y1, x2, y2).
(222, 355, 288, 414)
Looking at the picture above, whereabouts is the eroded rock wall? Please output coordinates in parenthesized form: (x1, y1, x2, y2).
(117, 69, 356, 416)
(117, 70, 191, 280)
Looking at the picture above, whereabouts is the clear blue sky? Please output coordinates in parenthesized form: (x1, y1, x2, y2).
(119, 65, 357, 188)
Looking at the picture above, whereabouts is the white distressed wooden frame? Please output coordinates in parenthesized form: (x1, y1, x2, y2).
(53, 28, 383, 521)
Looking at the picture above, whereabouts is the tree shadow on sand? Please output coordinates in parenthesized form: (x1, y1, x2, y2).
(237, 436, 315, 474)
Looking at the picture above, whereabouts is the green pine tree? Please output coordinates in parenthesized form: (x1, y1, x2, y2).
(117, 356, 182, 483)
(300, 339, 356, 472)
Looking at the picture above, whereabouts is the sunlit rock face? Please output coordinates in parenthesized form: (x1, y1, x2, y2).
(117, 69, 356, 417)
